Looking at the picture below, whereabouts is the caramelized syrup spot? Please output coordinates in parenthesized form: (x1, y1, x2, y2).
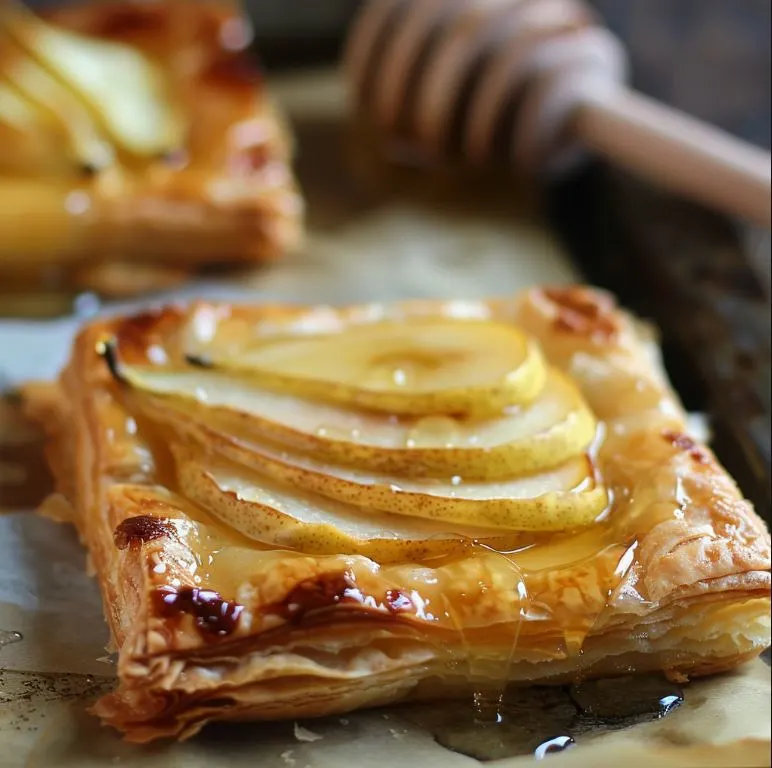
(271, 572, 358, 623)
(265, 575, 415, 624)
(663, 430, 696, 451)
(662, 430, 709, 464)
(153, 586, 243, 637)
(542, 287, 617, 340)
(113, 516, 175, 550)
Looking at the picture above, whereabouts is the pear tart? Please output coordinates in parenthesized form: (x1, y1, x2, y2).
(23, 287, 771, 742)
(0, 0, 301, 297)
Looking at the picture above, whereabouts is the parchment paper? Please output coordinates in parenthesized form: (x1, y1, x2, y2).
(0, 71, 769, 768)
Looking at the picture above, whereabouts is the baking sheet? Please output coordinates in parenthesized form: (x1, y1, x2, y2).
(0, 70, 770, 768)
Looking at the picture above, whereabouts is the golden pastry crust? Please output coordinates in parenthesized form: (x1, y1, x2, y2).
(23, 287, 771, 742)
(0, 0, 302, 296)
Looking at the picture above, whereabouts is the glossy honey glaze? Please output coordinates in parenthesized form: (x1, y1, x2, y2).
(99, 301, 703, 643)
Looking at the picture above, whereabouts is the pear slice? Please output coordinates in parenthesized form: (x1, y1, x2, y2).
(147, 401, 607, 532)
(174, 448, 532, 563)
(121, 362, 596, 479)
(0, 31, 112, 172)
(185, 318, 547, 417)
(0, 79, 72, 173)
(0, 3, 184, 157)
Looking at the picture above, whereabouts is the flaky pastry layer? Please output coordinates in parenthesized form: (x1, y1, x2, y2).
(23, 287, 771, 742)
(0, 1, 302, 296)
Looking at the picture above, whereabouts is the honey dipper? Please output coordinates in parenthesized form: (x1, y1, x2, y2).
(344, 0, 771, 227)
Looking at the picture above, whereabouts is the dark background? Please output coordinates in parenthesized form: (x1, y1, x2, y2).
(593, 0, 771, 149)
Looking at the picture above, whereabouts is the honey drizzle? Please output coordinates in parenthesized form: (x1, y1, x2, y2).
(468, 543, 531, 724)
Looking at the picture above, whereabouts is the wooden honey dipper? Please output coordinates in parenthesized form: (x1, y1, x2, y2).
(344, 0, 771, 227)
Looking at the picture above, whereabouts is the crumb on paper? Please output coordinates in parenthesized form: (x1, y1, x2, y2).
(294, 722, 323, 742)
(280, 749, 296, 766)
(339, 718, 349, 726)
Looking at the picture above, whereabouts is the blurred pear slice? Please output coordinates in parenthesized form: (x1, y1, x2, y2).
(187, 319, 547, 417)
(0, 3, 184, 157)
(122, 363, 596, 479)
(158, 412, 607, 532)
(174, 448, 532, 563)
(0, 79, 72, 173)
(0, 30, 112, 172)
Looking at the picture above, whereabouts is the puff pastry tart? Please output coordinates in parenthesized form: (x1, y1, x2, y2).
(23, 287, 771, 742)
(0, 0, 301, 296)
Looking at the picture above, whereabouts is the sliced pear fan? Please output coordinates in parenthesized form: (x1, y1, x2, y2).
(174, 448, 533, 562)
(186, 318, 547, 417)
(100, 308, 608, 533)
(162, 414, 607, 532)
(0, 2, 185, 157)
(122, 364, 596, 479)
(0, 31, 112, 171)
